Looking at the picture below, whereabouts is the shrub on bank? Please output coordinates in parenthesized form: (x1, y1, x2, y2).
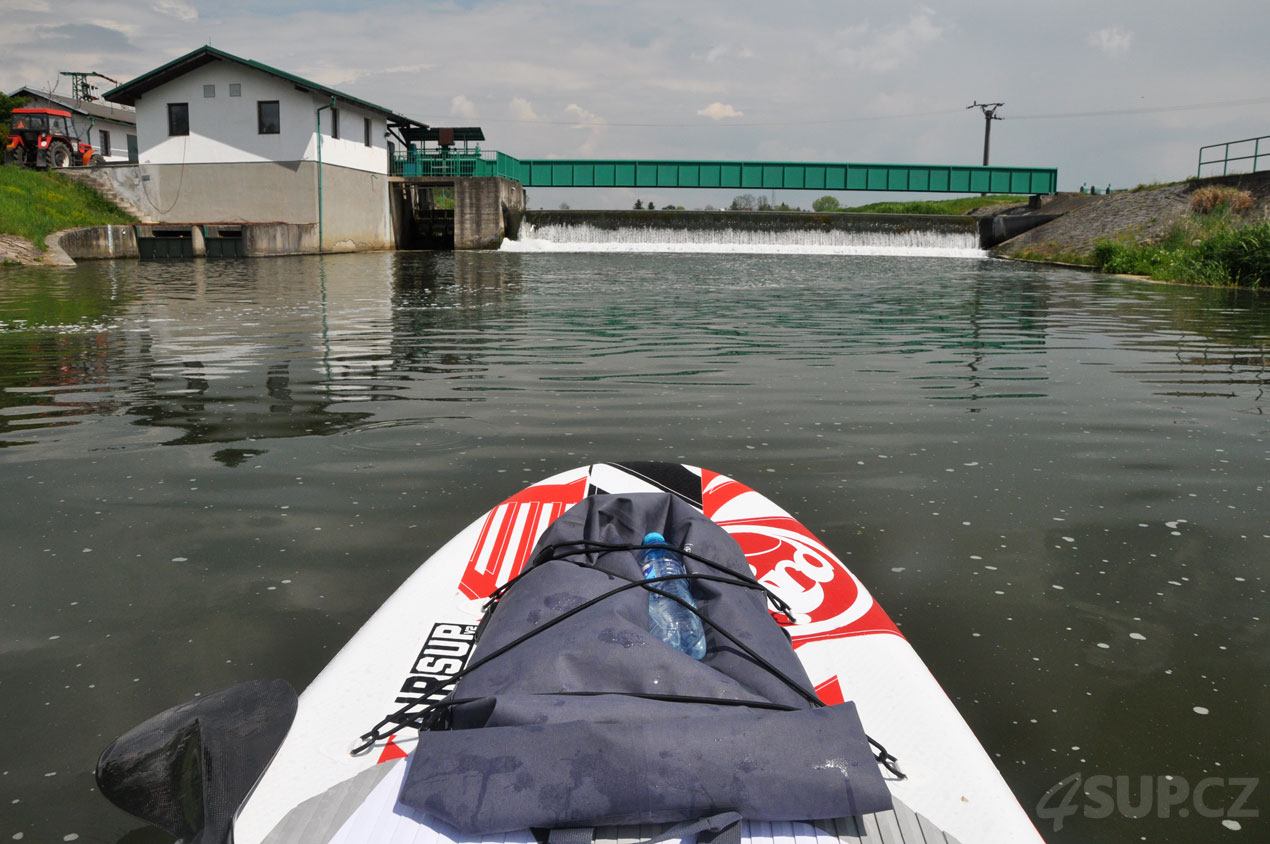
(1091, 202, 1269, 288)
(1185, 221, 1270, 287)
(1189, 186, 1253, 214)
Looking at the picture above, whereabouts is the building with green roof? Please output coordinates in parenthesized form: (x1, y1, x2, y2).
(104, 46, 429, 251)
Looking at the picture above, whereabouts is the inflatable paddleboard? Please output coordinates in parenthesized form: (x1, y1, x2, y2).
(99, 462, 1044, 844)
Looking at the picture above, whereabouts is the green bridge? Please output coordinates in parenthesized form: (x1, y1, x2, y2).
(390, 150, 1057, 195)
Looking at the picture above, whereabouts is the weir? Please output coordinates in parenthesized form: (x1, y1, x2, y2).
(507, 209, 985, 256)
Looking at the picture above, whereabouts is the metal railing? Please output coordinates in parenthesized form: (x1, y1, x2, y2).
(1197, 134, 1268, 178)
(390, 149, 524, 179)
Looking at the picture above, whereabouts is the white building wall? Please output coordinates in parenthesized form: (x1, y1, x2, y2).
(134, 59, 388, 173)
(311, 107, 388, 173)
(88, 118, 137, 164)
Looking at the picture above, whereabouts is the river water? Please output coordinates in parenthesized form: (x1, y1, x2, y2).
(1, 244, 1266, 844)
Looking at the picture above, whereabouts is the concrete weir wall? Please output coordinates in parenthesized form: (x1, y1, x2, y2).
(523, 209, 979, 238)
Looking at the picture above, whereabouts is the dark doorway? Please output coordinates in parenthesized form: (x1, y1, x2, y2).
(405, 184, 455, 250)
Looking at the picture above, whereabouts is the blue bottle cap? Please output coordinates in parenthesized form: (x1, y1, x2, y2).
(643, 531, 665, 544)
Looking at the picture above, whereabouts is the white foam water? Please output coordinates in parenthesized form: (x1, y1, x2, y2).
(501, 222, 986, 258)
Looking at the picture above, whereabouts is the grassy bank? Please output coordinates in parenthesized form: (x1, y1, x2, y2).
(841, 194, 1027, 215)
(1091, 212, 1269, 288)
(1017, 189, 1268, 288)
(0, 166, 135, 250)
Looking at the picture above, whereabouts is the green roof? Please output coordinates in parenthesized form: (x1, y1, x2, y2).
(104, 45, 425, 128)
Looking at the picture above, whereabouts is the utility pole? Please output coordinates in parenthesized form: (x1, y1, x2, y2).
(59, 71, 118, 102)
(966, 101, 1004, 166)
(967, 101, 1003, 196)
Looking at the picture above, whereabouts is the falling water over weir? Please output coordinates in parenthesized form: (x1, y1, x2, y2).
(503, 210, 985, 257)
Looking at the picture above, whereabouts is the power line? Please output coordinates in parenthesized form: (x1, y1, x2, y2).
(446, 95, 1270, 130)
(1008, 96, 1270, 120)
(467, 108, 966, 128)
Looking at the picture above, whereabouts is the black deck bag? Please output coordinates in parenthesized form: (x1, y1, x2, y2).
(395, 492, 893, 833)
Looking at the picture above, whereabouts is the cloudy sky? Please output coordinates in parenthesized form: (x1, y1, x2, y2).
(5, 0, 1269, 208)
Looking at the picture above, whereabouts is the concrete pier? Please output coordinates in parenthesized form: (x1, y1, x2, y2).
(390, 176, 525, 250)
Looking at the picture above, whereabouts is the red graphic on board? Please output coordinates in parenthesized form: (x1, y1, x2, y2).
(702, 469, 901, 645)
(814, 675, 845, 706)
(377, 734, 409, 764)
(701, 468, 749, 517)
(459, 475, 588, 599)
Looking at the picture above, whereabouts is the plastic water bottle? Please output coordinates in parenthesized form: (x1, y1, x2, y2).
(639, 532, 707, 659)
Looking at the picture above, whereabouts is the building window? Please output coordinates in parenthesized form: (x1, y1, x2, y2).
(364, 117, 372, 147)
(99, 130, 112, 157)
(229, 83, 241, 97)
(168, 103, 189, 136)
(330, 108, 339, 139)
(203, 84, 215, 98)
(257, 100, 280, 134)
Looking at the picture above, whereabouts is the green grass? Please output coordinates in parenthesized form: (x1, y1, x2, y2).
(0, 165, 135, 249)
(840, 194, 1027, 215)
(1089, 204, 1269, 288)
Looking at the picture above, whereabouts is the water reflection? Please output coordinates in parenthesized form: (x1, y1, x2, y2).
(389, 251, 527, 381)
(3, 257, 1267, 450)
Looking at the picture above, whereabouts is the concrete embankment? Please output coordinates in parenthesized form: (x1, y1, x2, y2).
(989, 170, 1270, 260)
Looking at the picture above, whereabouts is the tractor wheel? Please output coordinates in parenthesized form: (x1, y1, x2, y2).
(48, 141, 73, 168)
(3, 147, 22, 167)
(90, 153, 104, 167)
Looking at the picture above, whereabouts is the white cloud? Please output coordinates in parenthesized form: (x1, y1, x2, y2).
(450, 95, 477, 119)
(1088, 26, 1134, 58)
(564, 104, 605, 154)
(697, 102, 744, 120)
(509, 97, 539, 121)
(150, 0, 196, 21)
(838, 8, 942, 72)
(697, 44, 755, 64)
(311, 64, 429, 88)
(564, 103, 604, 126)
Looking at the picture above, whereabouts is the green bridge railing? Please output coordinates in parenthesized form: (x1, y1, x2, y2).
(390, 150, 1057, 195)
(390, 150, 521, 179)
(1197, 134, 1268, 178)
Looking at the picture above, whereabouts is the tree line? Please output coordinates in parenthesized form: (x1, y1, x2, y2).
(625, 194, 841, 212)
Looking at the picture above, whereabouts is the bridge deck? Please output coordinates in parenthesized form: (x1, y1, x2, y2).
(390, 151, 1056, 194)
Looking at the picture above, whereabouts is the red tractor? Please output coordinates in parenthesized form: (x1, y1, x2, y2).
(4, 107, 102, 169)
